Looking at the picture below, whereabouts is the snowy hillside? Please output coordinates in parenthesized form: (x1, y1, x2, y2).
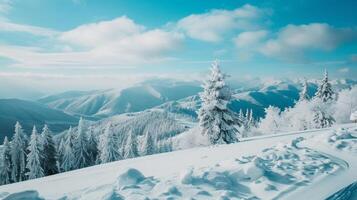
(1, 124, 356, 199)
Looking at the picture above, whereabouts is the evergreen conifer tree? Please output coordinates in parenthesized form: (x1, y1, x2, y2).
(41, 124, 58, 175)
(87, 126, 98, 166)
(124, 131, 139, 159)
(11, 121, 28, 182)
(142, 131, 155, 156)
(0, 137, 12, 185)
(315, 69, 335, 102)
(60, 134, 75, 172)
(73, 117, 90, 169)
(99, 123, 121, 163)
(299, 79, 309, 101)
(198, 61, 240, 144)
(26, 126, 44, 179)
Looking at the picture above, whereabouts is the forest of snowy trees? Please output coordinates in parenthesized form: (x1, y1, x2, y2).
(0, 117, 165, 185)
(0, 62, 356, 186)
(255, 70, 356, 135)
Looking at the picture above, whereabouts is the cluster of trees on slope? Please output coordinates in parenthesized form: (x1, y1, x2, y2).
(0, 117, 173, 185)
(257, 70, 357, 135)
(0, 124, 57, 185)
(198, 62, 356, 144)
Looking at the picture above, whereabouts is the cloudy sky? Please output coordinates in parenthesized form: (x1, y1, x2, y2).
(0, 0, 356, 94)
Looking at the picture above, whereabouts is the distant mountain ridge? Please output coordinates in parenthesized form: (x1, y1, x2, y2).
(0, 99, 78, 143)
(38, 80, 202, 119)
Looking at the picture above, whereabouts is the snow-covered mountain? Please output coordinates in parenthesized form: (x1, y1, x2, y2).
(38, 79, 202, 119)
(39, 78, 357, 121)
(1, 124, 356, 199)
(52, 78, 356, 146)
(0, 99, 78, 143)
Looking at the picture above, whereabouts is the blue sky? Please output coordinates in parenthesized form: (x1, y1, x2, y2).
(0, 0, 356, 92)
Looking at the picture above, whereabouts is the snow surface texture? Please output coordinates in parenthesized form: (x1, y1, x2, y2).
(0, 124, 356, 199)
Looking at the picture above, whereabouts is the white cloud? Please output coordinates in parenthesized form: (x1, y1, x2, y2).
(176, 4, 268, 42)
(0, 20, 59, 36)
(338, 67, 350, 73)
(259, 23, 357, 60)
(233, 30, 268, 48)
(0, 16, 184, 67)
(233, 30, 268, 60)
(60, 16, 144, 47)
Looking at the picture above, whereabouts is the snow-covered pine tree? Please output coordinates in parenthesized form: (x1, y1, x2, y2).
(99, 123, 121, 163)
(142, 131, 155, 156)
(87, 126, 98, 166)
(299, 79, 309, 101)
(57, 138, 65, 171)
(238, 109, 245, 125)
(40, 124, 58, 175)
(57, 126, 74, 172)
(11, 121, 28, 182)
(312, 70, 335, 128)
(73, 117, 90, 169)
(26, 126, 44, 179)
(60, 134, 75, 172)
(311, 98, 335, 128)
(124, 131, 139, 159)
(247, 109, 254, 128)
(0, 137, 12, 185)
(245, 109, 250, 124)
(315, 69, 335, 102)
(198, 61, 240, 144)
(258, 106, 281, 134)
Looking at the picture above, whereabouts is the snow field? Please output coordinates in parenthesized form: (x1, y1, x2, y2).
(0, 124, 356, 200)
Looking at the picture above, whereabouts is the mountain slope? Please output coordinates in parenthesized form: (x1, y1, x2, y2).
(38, 80, 202, 119)
(0, 124, 355, 199)
(0, 99, 78, 143)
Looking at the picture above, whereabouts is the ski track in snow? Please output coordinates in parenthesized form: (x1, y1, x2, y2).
(0, 124, 356, 200)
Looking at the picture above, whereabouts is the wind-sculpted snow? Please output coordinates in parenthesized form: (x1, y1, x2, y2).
(328, 127, 357, 153)
(66, 136, 343, 199)
(0, 125, 356, 199)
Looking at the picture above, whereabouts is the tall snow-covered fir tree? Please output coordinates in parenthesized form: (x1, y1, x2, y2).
(246, 109, 255, 129)
(26, 126, 44, 179)
(41, 124, 58, 175)
(299, 79, 309, 101)
(57, 138, 66, 168)
(99, 123, 121, 163)
(0, 136, 12, 185)
(87, 126, 99, 166)
(124, 131, 139, 159)
(142, 131, 155, 156)
(198, 61, 240, 144)
(315, 69, 335, 102)
(312, 70, 335, 128)
(73, 117, 90, 169)
(238, 109, 245, 124)
(60, 133, 75, 172)
(11, 121, 28, 182)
